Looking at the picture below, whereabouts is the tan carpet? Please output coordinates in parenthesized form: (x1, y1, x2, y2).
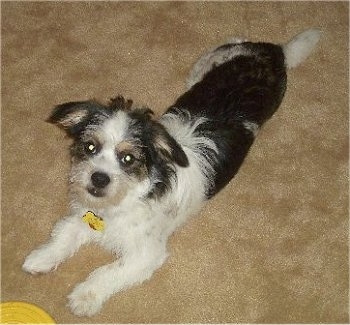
(1, 1, 348, 323)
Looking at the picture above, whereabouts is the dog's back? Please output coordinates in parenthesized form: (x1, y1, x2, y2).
(173, 41, 287, 125)
(164, 29, 321, 197)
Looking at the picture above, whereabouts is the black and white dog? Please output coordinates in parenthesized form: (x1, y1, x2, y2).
(23, 29, 320, 316)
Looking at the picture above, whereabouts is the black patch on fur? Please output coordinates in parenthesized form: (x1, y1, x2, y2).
(167, 42, 287, 198)
(126, 110, 189, 199)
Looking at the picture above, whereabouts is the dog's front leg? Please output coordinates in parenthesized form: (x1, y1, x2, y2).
(68, 242, 168, 317)
(22, 215, 93, 274)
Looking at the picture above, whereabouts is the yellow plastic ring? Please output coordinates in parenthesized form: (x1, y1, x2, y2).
(0, 301, 55, 324)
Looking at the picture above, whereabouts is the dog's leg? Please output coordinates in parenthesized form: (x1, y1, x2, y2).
(22, 215, 93, 274)
(68, 241, 168, 317)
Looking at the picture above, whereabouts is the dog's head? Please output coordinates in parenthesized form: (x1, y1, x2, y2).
(48, 96, 188, 207)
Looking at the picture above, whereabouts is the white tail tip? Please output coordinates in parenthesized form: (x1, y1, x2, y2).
(283, 28, 322, 69)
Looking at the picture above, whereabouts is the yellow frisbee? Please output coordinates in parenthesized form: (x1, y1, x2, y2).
(0, 301, 55, 324)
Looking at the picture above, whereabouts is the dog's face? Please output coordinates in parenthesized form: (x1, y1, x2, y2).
(49, 96, 188, 207)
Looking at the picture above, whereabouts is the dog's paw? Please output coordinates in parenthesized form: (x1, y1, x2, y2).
(68, 282, 104, 317)
(22, 248, 58, 274)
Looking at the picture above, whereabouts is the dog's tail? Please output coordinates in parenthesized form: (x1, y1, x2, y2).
(283, 28, 321, 69)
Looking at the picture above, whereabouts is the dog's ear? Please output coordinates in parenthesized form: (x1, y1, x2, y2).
(145, 123, 189, 199)
(48, 100, 108, 137)
(151, 123, 189, 168)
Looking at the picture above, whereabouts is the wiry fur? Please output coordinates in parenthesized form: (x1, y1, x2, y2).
(23, 29, 320, 317)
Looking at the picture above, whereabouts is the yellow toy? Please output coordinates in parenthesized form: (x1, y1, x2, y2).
(0, 301, 55, 324)
(82, 211, 105, 231)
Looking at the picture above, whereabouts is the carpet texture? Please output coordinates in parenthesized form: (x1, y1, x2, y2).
(1, 2, 348, 323)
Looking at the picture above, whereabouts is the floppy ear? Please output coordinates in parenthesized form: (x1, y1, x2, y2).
(152, 123, 189, 168)
(144, 122, 189, 199)
(48, 100, 107, 137)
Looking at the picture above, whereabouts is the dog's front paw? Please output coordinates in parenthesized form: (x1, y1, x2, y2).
(68, 282, 104, 317)
(22, 248, 58, 275)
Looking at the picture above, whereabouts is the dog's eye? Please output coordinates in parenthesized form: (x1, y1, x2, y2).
(120, 153, 135, 165)
(84, 141, 98, 155)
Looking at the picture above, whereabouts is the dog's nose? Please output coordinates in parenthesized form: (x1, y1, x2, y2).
(91, 171, 110, 188)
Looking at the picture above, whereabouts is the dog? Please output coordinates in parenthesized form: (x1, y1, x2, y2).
(23, 29, 321, 316)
